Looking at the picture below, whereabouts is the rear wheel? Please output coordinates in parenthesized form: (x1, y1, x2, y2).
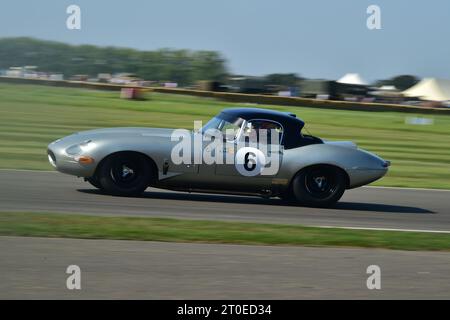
(291, 166, 346, 207)
(279, 187, 295, 203)
(98, 153, 152, 196)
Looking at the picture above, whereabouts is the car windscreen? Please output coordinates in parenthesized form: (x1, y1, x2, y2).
(201, 113, 244, 141)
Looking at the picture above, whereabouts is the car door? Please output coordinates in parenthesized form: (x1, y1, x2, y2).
(194, 117, 243, 189)
(214, 119, 284, 192)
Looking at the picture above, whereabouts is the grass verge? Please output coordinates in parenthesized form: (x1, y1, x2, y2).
(1, 212, 449, 251)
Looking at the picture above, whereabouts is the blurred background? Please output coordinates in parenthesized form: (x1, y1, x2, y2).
(0, 0, 449, 188)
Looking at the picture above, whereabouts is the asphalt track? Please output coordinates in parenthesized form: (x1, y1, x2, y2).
(1, 170, 450, 231)
(1, 170, 450, 299)
(2, 236, 450, 299)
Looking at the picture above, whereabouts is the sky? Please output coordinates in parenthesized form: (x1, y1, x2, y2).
(1, 0, 449, 82)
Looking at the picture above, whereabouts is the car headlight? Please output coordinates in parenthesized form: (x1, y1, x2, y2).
(65, 140, 93, 156)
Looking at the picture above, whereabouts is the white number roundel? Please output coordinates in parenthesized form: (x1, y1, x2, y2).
(235, 147, 266, 176)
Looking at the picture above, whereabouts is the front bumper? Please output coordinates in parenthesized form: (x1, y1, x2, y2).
(47, 145, 96, 177)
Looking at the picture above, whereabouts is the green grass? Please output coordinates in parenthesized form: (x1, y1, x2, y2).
(0, 83, 449, 188)
(1, 212, 449, 251)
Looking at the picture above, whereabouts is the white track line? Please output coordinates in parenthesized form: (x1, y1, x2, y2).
(364, 186, 450, 192)
(317, 225, 450, 234)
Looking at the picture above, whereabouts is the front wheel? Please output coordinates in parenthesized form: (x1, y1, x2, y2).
(86, 176, 103, 190)
(98, 153, 152, 196)
(291, 166, 347, 207)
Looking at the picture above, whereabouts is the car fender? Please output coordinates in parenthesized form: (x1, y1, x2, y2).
(280, 143, 387, 188)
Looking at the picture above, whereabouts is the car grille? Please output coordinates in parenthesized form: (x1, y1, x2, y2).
(47, 149, 56, 167)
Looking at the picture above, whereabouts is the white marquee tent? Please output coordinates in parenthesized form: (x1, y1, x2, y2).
(402, 78, 450, 102)
(337, 73, 368, 86)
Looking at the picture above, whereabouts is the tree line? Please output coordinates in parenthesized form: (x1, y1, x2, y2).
(0, 37, 228, 86)
(0, 37, 417, 90)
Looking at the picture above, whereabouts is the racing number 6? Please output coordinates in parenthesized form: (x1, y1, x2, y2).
(235, 147, 266, 177)
(244, 151, 256, 171)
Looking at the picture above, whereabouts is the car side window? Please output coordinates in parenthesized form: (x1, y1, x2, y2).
(241, 120, 283, 145)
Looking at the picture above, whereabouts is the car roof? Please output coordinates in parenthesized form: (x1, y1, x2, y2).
(221, 107, 305, 129)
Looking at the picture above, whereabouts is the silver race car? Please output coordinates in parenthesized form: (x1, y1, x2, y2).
(47, 107, 390, 207)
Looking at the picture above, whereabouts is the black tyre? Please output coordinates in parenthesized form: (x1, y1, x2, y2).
(98, 153, 152, 196)
(279, 187, 295, 203)
(291, 166, 346, 207)
(86, 176, 103, 189)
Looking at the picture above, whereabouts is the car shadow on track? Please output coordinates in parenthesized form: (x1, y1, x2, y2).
(334, 202, 433, 214)
(77, 189, 434, 214)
